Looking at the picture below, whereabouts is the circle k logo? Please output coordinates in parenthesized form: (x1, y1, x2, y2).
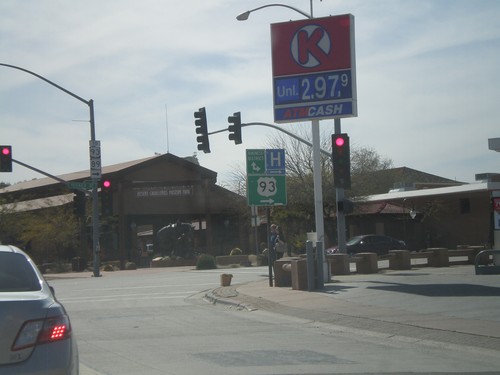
(290, 24, 331, 68)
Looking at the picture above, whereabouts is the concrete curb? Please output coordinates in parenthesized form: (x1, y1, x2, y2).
(204, 288, 257, 311)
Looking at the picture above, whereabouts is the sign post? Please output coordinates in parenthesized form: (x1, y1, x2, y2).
(246, 149, 287, 286)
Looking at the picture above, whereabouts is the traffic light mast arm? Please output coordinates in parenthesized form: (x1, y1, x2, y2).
(11, 158, 89, 195)
(208, 122, 330, 157)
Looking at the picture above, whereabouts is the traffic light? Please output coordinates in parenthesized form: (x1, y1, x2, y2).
(332, 133, 351, 189)
(73, 191, 86, 217)
(337, 199, 354, 214)
(0, 145, 12, 172)
(194, 107, 210, 153)
(227, 112, 242, 145)
(101, 180, 113, 216)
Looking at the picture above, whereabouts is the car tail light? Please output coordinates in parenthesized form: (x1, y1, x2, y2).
(12, 315, 72, 351)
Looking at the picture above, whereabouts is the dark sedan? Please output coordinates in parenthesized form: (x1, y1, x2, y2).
(326, 234, 407, 256)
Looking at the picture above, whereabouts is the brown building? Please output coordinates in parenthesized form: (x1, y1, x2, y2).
(347, 171, 500, 251)
(0, 154, 247, 265)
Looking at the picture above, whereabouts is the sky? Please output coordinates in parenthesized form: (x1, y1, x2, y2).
(1, 0, 499, 188)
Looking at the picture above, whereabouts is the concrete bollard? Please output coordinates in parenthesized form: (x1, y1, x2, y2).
(327, 253, 350, 275)
(428, 248, 449, 267)
(356, 253, 378, 274)
(291, 259, 308, 290)
(273, 259, 294, 287)
(388, 250, 411, 270)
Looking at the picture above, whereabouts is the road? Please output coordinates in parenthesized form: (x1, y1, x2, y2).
(48, 266, 500, 375)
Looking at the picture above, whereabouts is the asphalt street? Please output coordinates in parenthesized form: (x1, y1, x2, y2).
(47, 262, 500, 374)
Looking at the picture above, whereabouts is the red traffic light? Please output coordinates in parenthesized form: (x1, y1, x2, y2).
(0, 145, 12, 172)
(334, 137, 345, 147)
(102, 180, 111, 188)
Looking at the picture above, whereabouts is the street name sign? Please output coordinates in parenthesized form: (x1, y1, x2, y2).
(246, 149, 287, 206)
(270, 14, 357, 123)
(68, 180, 97, 190)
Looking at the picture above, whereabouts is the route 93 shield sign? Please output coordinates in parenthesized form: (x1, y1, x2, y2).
(246, 149, 287, 206)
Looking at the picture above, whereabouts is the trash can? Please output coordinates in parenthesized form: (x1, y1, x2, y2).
(220, 274, 233, 286)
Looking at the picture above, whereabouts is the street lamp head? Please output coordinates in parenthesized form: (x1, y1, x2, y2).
(236, 11, 250, 21)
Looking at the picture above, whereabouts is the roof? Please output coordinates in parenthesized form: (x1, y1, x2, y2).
(356, 202, 411, 215)
(2, 194, 74, 213)
(0, 154, 213, 195)
(364, 180, 500, 203)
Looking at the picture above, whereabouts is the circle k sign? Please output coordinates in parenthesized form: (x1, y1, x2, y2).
(271, 14, 357, 123)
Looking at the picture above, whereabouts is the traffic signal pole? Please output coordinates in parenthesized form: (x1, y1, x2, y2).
(0, 63, 101, 277)
(335, 118, 348, 254)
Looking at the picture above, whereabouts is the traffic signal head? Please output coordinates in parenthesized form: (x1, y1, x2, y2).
(337, 199, 354, 214)
(194, 107, 210, 153)
(73, 191, 86, 216)
(227, 112, 242, 145)
(332, 134, 351, 189)
(101, 180, 113, 216)
(0, 145, 12, 172)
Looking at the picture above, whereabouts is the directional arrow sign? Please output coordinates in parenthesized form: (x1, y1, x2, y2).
(246, 149, 287, 206)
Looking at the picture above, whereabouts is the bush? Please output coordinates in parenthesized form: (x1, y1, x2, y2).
(196, 254, 217, 270)
(229, 248, 243, 256)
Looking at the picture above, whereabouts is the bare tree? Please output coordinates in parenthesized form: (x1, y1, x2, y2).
(223, 127, 394, 249)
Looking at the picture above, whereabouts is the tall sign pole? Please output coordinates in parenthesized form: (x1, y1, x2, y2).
(270, 15, 357, 273)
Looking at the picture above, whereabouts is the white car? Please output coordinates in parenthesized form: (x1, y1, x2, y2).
(0, 245, 79, 374)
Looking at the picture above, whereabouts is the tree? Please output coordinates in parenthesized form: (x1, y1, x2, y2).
(350, 146, 394, 196)
(0, 198, 80, 264)
(225, 127, 394, 249)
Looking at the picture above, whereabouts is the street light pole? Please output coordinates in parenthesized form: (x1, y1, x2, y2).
(236, 3, 331, 282)
(0, 63, 101, 277)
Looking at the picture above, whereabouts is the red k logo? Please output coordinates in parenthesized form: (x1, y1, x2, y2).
(291, 25, 331, 68)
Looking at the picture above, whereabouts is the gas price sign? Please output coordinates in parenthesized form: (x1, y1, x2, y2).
(271, 14, 357, 123)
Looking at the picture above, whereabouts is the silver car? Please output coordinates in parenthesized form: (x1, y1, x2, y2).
(0, 245, 78, 374)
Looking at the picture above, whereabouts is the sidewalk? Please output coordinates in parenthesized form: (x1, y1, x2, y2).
(206, 264, 500, 352)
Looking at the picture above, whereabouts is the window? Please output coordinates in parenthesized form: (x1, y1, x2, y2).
(0, 253, 41, 292)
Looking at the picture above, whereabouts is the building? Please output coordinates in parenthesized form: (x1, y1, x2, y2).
(0, 154, 247, 265)
(347, 170, 500, 251)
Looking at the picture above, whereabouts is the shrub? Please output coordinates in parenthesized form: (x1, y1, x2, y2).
(196, 254, 217, 270)
(229, 248, 243, 256)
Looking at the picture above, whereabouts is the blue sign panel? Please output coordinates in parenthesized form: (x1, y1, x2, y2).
(265, 149, 286, 175)
(274, 70, 353, 105)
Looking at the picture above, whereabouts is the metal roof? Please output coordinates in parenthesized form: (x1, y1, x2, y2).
(364, 181, 500, 202)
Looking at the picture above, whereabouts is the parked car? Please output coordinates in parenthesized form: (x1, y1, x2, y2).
(326, 234, 407, 256)
(0, 245, 79, 374)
